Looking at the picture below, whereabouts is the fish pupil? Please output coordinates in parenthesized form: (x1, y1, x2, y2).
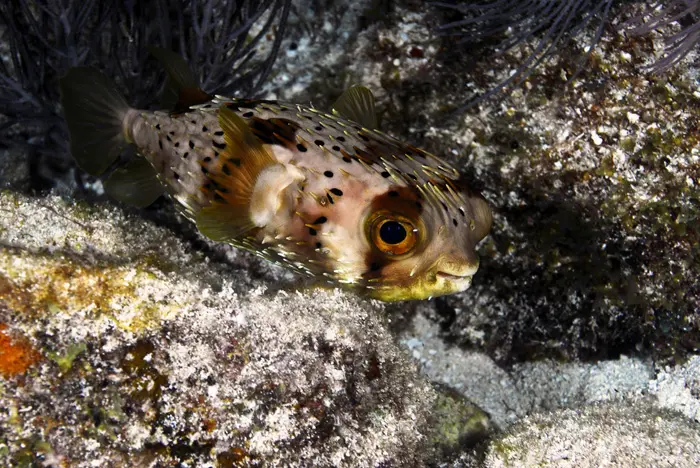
(379, 221, 406, 245)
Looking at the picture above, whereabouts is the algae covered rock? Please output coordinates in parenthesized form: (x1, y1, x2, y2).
(0, 192, 487, 466)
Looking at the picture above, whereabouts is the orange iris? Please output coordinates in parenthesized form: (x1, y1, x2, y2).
(368, 211, 418, 256)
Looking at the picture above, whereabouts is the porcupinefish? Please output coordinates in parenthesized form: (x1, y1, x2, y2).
(59, 48, 491, 301)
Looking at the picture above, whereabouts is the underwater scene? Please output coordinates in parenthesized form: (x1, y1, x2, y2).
(0, 0, 698, 466)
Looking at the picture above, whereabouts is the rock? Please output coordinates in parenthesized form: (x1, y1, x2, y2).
(0, 192, 488, 466)
(484, 400, 700, 467)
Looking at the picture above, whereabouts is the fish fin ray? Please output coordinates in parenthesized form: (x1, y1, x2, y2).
(104, 156, 165, 208)
(331, 85, 378, 129)
(194, 105, 278, 241)
(59, 67, 131, 175)
(195, 203, 256, 243)
(148, 46, 212, 110)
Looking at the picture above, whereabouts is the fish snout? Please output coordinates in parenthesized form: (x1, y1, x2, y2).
(432, 254, 479, 285)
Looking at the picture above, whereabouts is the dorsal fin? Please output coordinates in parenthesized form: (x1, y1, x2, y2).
(195, 105, 278, 242)
(331, 85, 378, 129)
(104, 155, 165, 207)
(148, 46, 212, 111)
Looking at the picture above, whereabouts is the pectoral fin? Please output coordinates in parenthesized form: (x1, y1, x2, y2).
(195, 105, 280, 243)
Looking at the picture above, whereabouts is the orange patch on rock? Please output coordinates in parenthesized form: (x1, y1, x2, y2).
(0, 323, 40, 377)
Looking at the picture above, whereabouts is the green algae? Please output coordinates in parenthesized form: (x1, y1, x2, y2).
(48, 342, 87, 373)
(429, 385, 491, 455)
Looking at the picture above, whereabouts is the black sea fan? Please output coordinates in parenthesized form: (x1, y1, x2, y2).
(434, 0, 616, 109)
(0, 0, 291, 190)
(434, 0, 699, 110)
(626, 0, 700, 71)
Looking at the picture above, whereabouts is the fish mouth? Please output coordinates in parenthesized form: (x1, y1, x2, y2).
(436, 271, 473, 282)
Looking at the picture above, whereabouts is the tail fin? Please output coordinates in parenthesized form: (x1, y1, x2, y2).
(59, 68, 131, 176)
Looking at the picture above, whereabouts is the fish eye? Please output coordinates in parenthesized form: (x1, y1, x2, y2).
(369, 212, 417, 256)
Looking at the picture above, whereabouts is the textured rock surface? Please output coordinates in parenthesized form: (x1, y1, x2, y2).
(484, 400, 700, 468)
(0, 192, 488, 466)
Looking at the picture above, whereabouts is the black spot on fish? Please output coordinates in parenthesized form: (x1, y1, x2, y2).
(191, 120, 196, 124)
(358, 133, 370, 142)
(381, 171, 390, 178)
(458, 207, 465, 217)
(441, 202, 448, 211)
(315, 126, 323, 131)
(388, 190, 399, 197)
(333, 145, 341, 151)
(158, 140, 163, 149)
(302, 115, 313, 120)
(408, 174, 418, 180)
(297, 143, 307, 152)
(323, 171, 333, 178)
(155, 124, 161, 130)
(315, 139, 324, 146)
(166, 135, 172, 142)
(316, 242, 322, 249)
(249, 117, 301, 147)
(309, 227, 317, 236)
(174, 142, 180, 147)
(169, 131, 175, 135)
(202, 125, 208, 132)
(213, 151, 219, 158)
(183, 152, 189, 159)
(453, 218, 458, 226)
(213, 141, 226, 150)
(330, 188, 343, 196)
(203, 156, 212, 163)
(189, 141, 195, 149)
(370, 262, 380, 271)
(337, 136, 346, 142)
(222, 164, 232, 175)
(314, 216, 327, 224)
(231, 158, 241, 167)
(214, 131, 224, 136)
(327, 193, 334, 204)
(201, 166, 208, 174)
(173, 172, 180, 180)
(342, 156, 352, 163)
(243, 111, 254, 118)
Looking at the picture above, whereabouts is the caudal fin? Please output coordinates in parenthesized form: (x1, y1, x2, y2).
(59, 68, 131, 176)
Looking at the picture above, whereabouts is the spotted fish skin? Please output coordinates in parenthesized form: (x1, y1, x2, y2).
(59, 60, 492, 301)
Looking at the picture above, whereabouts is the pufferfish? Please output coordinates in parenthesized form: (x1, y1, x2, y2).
(59, 48, 491, 301)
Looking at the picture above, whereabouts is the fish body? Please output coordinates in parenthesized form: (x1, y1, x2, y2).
(59, 51, 491, 301)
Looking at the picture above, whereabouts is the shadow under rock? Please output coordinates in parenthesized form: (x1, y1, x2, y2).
(428, 171, 699, 365)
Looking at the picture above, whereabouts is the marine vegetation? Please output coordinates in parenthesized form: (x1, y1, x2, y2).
(59, 48, 492, 301)
(0, 0, 292, 190)
(434, 0, 700, 109)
